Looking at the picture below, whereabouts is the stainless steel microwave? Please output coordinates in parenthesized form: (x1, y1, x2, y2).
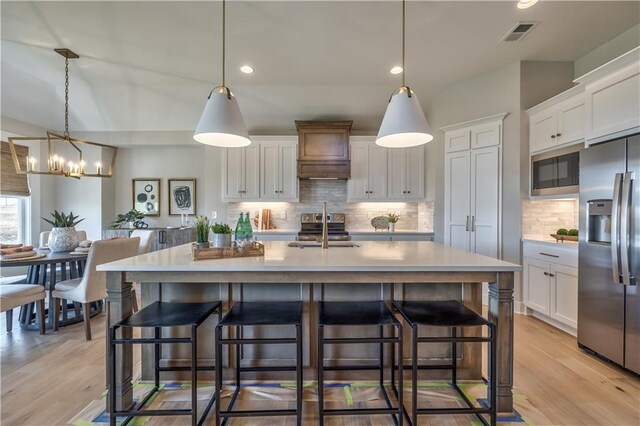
(531, 144, 582, 196)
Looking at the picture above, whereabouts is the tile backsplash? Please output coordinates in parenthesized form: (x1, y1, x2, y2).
(522, 198, 579, 238)
(227, 180, 434, 232)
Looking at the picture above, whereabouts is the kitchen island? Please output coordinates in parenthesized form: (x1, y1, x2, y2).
(99, 240, 520, 414)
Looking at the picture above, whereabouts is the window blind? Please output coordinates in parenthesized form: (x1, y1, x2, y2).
(1, 141, 31, 197)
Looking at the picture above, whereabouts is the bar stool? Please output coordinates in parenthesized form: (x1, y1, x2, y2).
(109, 301, 222, 426)
(317, 301, 403, 426)
(392, 300, 497, 426)
(215, 301, 303, 426)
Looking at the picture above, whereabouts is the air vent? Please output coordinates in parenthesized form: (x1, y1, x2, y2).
(502, 21, 539, 42)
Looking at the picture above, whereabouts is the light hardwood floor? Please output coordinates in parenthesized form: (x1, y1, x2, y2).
(1, 309, 638, 425)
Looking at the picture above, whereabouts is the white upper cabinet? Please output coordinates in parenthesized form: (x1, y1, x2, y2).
(222, 145, 260, 201)
(387, 145, 425, 200)
(527, 87, 585, 155)
(348, 140, 387, 201)
(260, 140, 298, 201)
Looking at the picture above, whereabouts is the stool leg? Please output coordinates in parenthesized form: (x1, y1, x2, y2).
(318, 324, 324, 426)
(451, 327, 457, 386)
(235, 326, 241, 387)
(490, 324, 497, 426)
(397, 324, 404, 426)
(296, 323, 303, 426)
(109, 326, 117, 426)
(154, 327, 160, 387)
(215, 325, 222, 426)
(411, 324, 418, 426)
(191, 324, 198, 426)
(379, 325, 384, 387)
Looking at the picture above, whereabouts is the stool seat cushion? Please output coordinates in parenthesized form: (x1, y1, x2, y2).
(394, 300, 490, 327)
(319, 301, 399, 326)
(117, 301, 221, 328)
(0, 284, 45, 312)
(219, 301, 302, 326)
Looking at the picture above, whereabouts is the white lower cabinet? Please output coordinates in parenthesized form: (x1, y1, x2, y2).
(523, 241, 578, 332)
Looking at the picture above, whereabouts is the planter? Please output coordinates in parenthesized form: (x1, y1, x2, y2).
(388, 222, 396, 232)
(48, 227, 79, 252)
(194, 241, 210, 249)
(212, 233, 232, 248)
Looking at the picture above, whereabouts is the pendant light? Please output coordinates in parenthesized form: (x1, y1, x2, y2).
(376, 0, 433, 148)
(194, 0, 250, 147)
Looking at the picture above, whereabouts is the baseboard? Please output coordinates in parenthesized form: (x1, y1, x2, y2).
(514, 301, 525, 314)
(530, 311, 577, 336)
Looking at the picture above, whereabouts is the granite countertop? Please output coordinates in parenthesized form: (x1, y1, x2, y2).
(98, 241, 521, 273)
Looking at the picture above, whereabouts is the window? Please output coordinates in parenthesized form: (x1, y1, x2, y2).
(0, 197, 27, 244)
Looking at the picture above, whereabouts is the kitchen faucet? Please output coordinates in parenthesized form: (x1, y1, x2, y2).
(318, 202, 329, 249)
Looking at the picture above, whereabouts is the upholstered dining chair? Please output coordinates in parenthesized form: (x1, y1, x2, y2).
(52, 237, 140, 340)
(129, 230, 155, 312)
(0, 283, 46, 334)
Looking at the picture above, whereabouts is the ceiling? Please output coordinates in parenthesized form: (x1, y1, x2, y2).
(2, 1, 639, 136)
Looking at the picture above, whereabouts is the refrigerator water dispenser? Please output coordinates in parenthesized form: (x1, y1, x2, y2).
(587, 200, 612, 244)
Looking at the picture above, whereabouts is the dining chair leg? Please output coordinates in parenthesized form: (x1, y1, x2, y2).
(36, 299, 46, 335)
(53, 298, 60, 331)
(5, 309, 13, 332)
(83, 303, 92, 340)
(131, 286, 139, 313)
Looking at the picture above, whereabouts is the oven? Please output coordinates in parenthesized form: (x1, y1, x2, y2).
(531, 144, 581, 196)
(297, 213, 350, 241)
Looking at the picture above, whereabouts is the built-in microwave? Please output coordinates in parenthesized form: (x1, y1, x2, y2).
(531, 144, 581, 196)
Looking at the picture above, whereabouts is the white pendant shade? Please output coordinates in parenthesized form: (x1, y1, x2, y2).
(194, 87, 250, 147)
(376, 88, 433, 148)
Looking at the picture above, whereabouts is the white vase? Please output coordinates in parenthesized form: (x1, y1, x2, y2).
(48, 227, 79, 252)
(388, 222, 396, 232)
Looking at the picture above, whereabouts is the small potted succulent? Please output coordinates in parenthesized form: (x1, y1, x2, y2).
(386, 212, 400, 232)
(194, 215, 211, 249)
(211, 222, 233, 248)
(42, 210, 85, 252)
(110, 209, 147, 229)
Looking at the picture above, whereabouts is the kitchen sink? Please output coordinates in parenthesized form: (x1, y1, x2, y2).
(288, 241, 360, 248)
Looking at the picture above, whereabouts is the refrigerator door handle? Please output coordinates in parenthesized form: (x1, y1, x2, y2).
(611, 173, 623, 284)
(620, 172, 635, 285)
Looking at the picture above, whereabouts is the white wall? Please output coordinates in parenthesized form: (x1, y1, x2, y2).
(574, 23, 640, 78)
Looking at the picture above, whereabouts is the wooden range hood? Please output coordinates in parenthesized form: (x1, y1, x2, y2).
(295, 120, 353, 179)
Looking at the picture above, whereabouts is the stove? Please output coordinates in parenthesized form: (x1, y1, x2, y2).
(297, 213, 350, 241)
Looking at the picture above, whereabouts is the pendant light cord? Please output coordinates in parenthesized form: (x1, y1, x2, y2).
(222, 0, 226, 88)
(402, 0, 406, 88)
(64, 56, 70, 139)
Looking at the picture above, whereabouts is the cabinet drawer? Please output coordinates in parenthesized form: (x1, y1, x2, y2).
(523, 242, 578, 268)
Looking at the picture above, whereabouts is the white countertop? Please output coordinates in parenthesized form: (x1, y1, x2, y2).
(252, 229, 433, 235)
(522, 236, 579, 250)
(98, 241, 521, 273)
(252, 229, 298, 234)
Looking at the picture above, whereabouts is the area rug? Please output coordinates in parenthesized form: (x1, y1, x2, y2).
(69, 380, 531, 425)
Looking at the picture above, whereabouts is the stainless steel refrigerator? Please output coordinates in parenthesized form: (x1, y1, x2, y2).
(578, 134, 639, 375)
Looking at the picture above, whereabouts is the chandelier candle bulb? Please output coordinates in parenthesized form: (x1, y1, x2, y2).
(29, 157, 36, 172)
(79, 160, 85, 173)
(95, 162, 102, 175)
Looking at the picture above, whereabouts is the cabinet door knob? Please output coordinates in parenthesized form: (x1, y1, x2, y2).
(551, 135, 556, 139)
(548, 273, 555, 277)
(556, 133, 562, 137)
(544, 271, 549, 276)
(407, 191, 411, 194)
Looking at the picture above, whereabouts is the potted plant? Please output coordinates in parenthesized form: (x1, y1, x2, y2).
(110, 209, 146, 229)
(194, 215, 211, 249)
(386, 212, 400, 232)
(42, 210, 85, 252)
(211, 222, 233, 248)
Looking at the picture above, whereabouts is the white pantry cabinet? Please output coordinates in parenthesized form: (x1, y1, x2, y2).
(528, 87, 585, 154)
(387, 145, 425, 200)
(523, 240, 578, 333)
(442, 114, 505, 258)
(260, 141, 298, 201)
(222, 145, 260, 201)
(348, 140, 388, 201)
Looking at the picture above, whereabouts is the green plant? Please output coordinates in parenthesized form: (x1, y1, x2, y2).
(556, 228, 569, 236)
(42, 210, 84, 228)
(568, 229, 579, 237)
(386, 212, 400, 224)
(110, 209, 145, 228)
(194, 215, 210, 243)
(211, 222, 232, 234)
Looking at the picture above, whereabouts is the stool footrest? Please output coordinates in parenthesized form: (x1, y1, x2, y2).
(157, 365, 215, 372)
(220, 409, 298, 418)
(113, 337, 192, 344)
(113, 408, 191, 417)
(417, 336, 493, 343)
(322, 337, 400, 344)
(238, 365, 297, 372)
(417, 407, 491, 415)
(219, 337, 297, 345)
(323, 364, 382, 371)
(403, 364, 455, 370)
(323, 408, 400, 416)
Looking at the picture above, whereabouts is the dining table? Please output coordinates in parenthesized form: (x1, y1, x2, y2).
(0, 250, 102, 330)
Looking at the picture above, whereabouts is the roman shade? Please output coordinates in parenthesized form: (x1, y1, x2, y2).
(1, 142, 30, 197)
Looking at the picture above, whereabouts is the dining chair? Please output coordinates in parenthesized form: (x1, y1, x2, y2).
(52, 237, 140, 340)
(0, 283, 46, 334)
(129, 230, 155, 312)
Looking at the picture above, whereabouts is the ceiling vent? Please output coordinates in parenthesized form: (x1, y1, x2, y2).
(502, 21, 539, 42)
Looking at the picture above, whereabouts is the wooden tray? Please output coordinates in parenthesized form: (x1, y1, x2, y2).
(550, 234, 578, 242)
(192, 241, 265, 261)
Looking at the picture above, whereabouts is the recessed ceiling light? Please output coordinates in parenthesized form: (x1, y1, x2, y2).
(240, 65, 254, 74)
(517, 0, 539, 9)
(390, 66, 403, 75)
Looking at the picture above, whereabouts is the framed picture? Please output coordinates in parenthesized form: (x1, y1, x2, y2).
(168, 178, 196, 216)
(132, 178, 160, 216)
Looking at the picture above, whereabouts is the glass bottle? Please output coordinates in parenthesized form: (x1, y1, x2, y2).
(235, 212, 245, 245)
(244, 211, 253, 242)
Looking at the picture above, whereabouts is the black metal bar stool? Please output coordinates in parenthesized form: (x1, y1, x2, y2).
(215, 301, 303, 426)
(109, 301, 222, 426)
(317, 301, 403, 426)
(392, 300, 497, 426)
